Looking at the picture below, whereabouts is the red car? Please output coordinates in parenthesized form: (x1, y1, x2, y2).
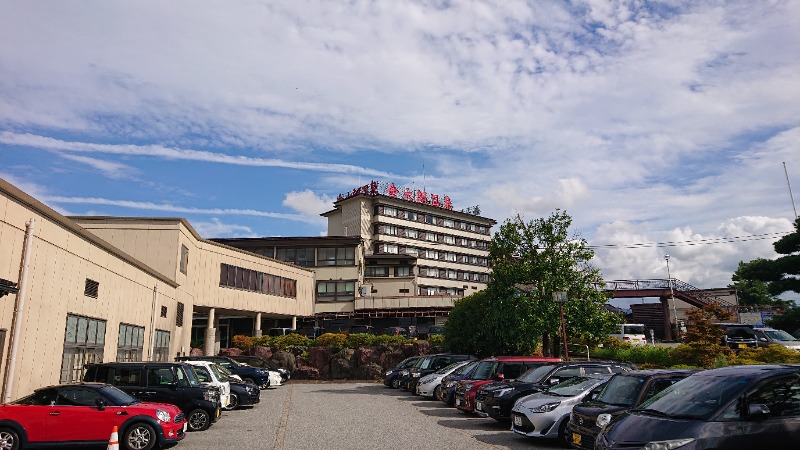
(454, 356, 561, 413)
(0, 382, 186, 449)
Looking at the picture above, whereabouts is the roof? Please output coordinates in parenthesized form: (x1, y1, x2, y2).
(616, 368, 698, 377)
(480, 356, 562, 362)
(323, 192, 497, 224)
(694, 364, 800, 378)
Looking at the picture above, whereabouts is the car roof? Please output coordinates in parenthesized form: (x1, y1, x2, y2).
(35, 382, 110, 392)
(479, 356, 562, 362)
(694, 364, 800, 379)
(615, 368, 697, 377)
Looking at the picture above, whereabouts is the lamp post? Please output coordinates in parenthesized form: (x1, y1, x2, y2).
(553, 291, 569, 359)
(665, 254, 679, 341)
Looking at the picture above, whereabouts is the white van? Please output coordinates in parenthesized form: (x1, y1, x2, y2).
(186, 360, 232, 409)
(610, 323, 648, 346)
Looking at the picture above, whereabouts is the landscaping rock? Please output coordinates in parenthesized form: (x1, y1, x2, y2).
(293, 366, 320, 380)
(355, 362, 384, 381)
(330, 348, 356, 379)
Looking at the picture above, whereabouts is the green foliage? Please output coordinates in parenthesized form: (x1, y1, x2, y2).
(428, 334, 445, 347)
(252, 335, 272, 347)
(271, 333, 312, 350)
(592, 344, 676, 368)
(344, 333, 373, 348)
(733, 218, 800, 297)
(445, 210, 619, 357)
(729, 275, 778, 306)
(672, 303, 735, 368)
(766, 305, 800, 335)
(732, 345, 800, 364)
(231, 335, 254, 350)
(314, 333, 347, 348)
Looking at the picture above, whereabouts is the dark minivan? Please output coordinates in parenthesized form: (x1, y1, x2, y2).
(83, 361, 221, 431)
(596, 364, 800, 450)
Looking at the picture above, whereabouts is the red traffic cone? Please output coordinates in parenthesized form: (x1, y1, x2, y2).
(107, 425, 119, 450)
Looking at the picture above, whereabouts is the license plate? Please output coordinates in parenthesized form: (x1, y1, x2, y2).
(455, 398, 462, 407)
(738, 344, 747, 349)
(476, 401, 483, 411)
(216, 408, 221, 418)
(513, 415, 522, 426)
(183, 422, 187, 433)
(572, 433, 581, 445)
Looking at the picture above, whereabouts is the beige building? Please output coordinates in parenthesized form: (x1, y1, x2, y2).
(0, 178, 313, 401)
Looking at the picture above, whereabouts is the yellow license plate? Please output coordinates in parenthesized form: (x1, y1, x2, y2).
(738, 344, 747, 349)
(572, 433, 581, 445)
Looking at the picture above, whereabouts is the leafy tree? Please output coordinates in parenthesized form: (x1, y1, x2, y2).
(673, 302, 733, 368)
(765, 305, 800, 335)
(734, 218, 800, 297)
(729, 274, 778, 306)
(446, 210, 619, 357)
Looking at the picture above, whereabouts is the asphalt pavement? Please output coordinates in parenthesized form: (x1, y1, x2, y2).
(176, 382, 566, 450)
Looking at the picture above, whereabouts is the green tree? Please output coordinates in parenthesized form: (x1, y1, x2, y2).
(446, 210, 619, 357)
(734, 218, 800, 297)
(765, 305, 800, 335)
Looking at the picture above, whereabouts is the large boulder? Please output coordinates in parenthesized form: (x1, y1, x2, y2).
(354, 363, 384, 381)
(253, 346, 273, 360)
(307, 347, 333, 379)
(271, 351, 297, 373)
(330, 348, 356, 379)
(219, 347, 243, 357)
(293, 366, 320, 380)
(189, 347, 204, 356)
(354, 346, 382, 366)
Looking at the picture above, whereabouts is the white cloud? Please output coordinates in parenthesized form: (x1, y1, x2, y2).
(58, 153, 137, 179)
(282, 190, 334, 219)
(191, 218, 257, 239)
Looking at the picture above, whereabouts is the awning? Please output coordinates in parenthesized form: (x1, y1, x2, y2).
(0, 278, 18, 298)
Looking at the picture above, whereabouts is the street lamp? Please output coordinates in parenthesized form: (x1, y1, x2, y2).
(553, 291, 569, 359)
(665, 254, 679, 341)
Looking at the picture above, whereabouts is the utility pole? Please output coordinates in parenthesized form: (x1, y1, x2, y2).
(665, 254, 680, 341)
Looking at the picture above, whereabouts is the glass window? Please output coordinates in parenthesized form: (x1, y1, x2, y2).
(179, 244, 189, 274)
(395, 266, 411, 277)
(383, 206, 397, 217)
(384, 244, 398, 254)
(405, 229, 418, 239)
(365, 266, 389, 277)
(747, 376, 800, 417)
(424, 250, 438, 259)
(405, 247, 419, 256)
(113, 367, 142, 387)
(445, 253, 456, 262)
(447, 270, 457, 279)
(404, 211, 417, 221)
(60, 314, 106, 383)
(317, 281, 356, 302)
(443, 235, 455, 244)
(425, 232, 436, 242)
(383, 225, 398, 236)
(426, 215, 435, 224)
(117, 323, 145, 362)
(443, 219, 455, 228)
(318, 247, 355, 266)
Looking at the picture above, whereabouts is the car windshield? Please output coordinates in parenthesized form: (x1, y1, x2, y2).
(517, 364, 557, 383)
(398, 358, 418, 369)
(763, 329, 798, 341)
(622, 325, 646, 335)
(596, 375, 646, 406)
(547, 376, 605, 397)
(99, 385, 141, 406)
(182, 366, 203, 387)
(635, 374, 749, 420)
(417, 356, 437, 370)
(455, 361, 479, 376)
(216, 364, 235, 378)
(470, 361, 498, 380)
(209, 363, 228, 381)
(437, 361, 467, 375)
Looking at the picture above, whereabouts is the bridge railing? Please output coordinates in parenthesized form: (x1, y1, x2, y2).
(595, 279, 735, 307)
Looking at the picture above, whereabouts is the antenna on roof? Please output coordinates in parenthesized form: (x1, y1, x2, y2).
(784, 162, 798, 219)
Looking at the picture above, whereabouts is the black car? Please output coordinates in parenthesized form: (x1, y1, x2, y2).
(566, 369, 696, 449)
(229, 355, 291, 382)
(83, 361, 221, 431)
(176, 356, 273, 389)
(596, 364, 800, 450)
(298, 326, 326, 339)
(406, 353, 477, 392)
(227, 380, 261, 410)
(716, 323, 759, 350)
(383, 356, 420, 389)
(475, 361, 633, 421)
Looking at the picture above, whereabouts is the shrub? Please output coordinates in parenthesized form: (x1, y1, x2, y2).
(428, 334, 445, 347)
(231, 335, 253, 350)
(272, 333, 312, 350)
(315, 333, 347, 348)
(671, 343, 732, 369)
(252, 335, 272, 347)
(732, 345, 800, 364)
(591, 344, 676, 368)
(344, 333, 373, 348)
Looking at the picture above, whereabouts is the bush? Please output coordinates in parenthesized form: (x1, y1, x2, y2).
(315, 333, 347, 348)
(272, 333, 312, 350)
(231, 335, 253, 350)
(428, 334, 445, 347)
(592, 344, 676, 368)
(252, 335, 272, 347)
(732, 345, 800, 364)
(344, 333, 372, 348)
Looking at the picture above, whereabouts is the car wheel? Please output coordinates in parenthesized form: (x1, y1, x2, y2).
(557, 418, 570, 448)
(433, 385, 442, 400)
(391, 378, 401, 389)
(187, 409, 211, 432)
(123, 422, 156, 450)
(0, 427, 20, 450)
(243, 378, 256, 386)
(225, 393, 240, 411)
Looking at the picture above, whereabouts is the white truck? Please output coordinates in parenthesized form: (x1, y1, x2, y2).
(610, 323, 648, 345)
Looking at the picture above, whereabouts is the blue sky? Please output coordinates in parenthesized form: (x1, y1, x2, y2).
(1, 1, 799, 295)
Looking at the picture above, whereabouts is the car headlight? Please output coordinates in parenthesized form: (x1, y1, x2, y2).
(412, 373, 421, 378)
(443, 381, 453, 388)
(643, 438, 696, 450)
(385, 370, 393, 376)
(203, 390, 218, 401)
(493, 387, 513, 397)
(155, 409, 171, 423)
(400, 369, 409, 376)
(596, 413, 612, 428)
(528, 401, 560, 413)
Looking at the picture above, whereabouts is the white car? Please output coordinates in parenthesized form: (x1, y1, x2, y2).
(185, 360, 232, 409)
(416, 360, 472, 398)
(511, 375, 610, 445)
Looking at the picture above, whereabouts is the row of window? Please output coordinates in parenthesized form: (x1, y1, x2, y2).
(315, 280, 468, 302)
(364, 266, 412, 277)
(418, 285, 464, 296)
(375, 205, 491, 235)
(375, 243, 489, 267)
(219, 263, 297, 298)
(248, 246, 356, 268)
(60, 314, 171, 383)
(418, 266, 490, 283)
(375, 224, 489, 250)
(82, 279, 185, 329)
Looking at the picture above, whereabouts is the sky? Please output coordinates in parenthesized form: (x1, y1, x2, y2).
(1, 1, 799, 298)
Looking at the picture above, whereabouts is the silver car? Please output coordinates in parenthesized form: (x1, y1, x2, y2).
(510, 375, 610, 445)
(416, 360, 471, 398)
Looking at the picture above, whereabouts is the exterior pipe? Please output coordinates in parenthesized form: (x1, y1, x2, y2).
(149, 285, 159, 360)
(3, 218, 36, 403)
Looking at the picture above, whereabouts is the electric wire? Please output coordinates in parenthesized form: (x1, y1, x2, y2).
(586, 231, 791, 250)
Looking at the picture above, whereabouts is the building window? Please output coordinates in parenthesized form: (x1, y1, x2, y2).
(365, 266, 390, 277)
(443, 219, 455, 228)
(220, 263, 297, 298)
(420, 286, 438, 295)
(445, 252, 457, 262)
(153, 330, 171, 362)
(275, 247, 315, 267)
(117, 323, 145, 362)
(317, 281, 356, 302)
(425, 232, 436, 242)
(60, 314, 106, 383)
(423, 267, 439, 277)
(383, 206, 397, 217)
(383, 244, 398, 254)
(399, 288, 410, 293)
(443, 235, 455, 245)
(447, 270, 457, 279)
(318, 247, 355, 266)
(383, 225, 398, 236)
(176, 302, 184, 327)
(84, 279, 99, 298)
(404, 247, 419, 256)
(180, 244, 189, 274)
(395, 266, 411, 277)
(426, 215, 435, 224)
(404, 211, 417, 221)
(424, 249, 438, 259)
(405, 229, 418, 239)
(160, 306, 167, 318)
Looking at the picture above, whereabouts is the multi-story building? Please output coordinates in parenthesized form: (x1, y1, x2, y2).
(217, 180, 496, 332)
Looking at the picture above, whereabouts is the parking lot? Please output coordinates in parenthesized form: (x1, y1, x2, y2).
(178, 382, 565, 450)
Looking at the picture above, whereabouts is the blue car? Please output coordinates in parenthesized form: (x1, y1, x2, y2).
(383, 356, 420, 389)
(438, 360, 480, 405)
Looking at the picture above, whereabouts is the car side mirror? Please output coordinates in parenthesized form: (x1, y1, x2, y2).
(495, 373, 504, 380)
(95, 398, 107, 411)
(759, 337, 768, 342)
(747, 403, 770, 418)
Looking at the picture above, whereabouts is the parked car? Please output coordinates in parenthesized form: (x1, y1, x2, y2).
(596, 364, 800, 450)
(752, 327, 800, 350)
(383, 326, 409, 337)
(511, 375, 611, 445)
(383, 356, 420, 389)
(416, 360, 473, 398)
(715, 323, 759, 350)
(566, 369, 697, 449)
(438, 360, 481, 406)
(176, 356, 275, 389)
(349, 325, 375, 334)
(475, 361, 632, 421)
(184, 360, 232, 410)
(213, 363, 260, 410)
(406, 353, 477, 392)
(609, 323, 648, 346)
(0, 382, 187, 449)
(298, 326, 326, 339)
(454, 356, 562, 413)
(229, 355, 291, 382)
(83, 361, 221, 431)
(418, 325, 445, 340)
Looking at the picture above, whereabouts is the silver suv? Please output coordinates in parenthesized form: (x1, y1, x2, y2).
(753, 327, 800, 351)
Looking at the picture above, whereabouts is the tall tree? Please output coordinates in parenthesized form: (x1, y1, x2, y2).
(445, 210, 618, 357)
(734, 218, 800, 297)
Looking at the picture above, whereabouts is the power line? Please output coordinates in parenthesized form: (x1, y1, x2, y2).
(587, 231, 791, 250)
